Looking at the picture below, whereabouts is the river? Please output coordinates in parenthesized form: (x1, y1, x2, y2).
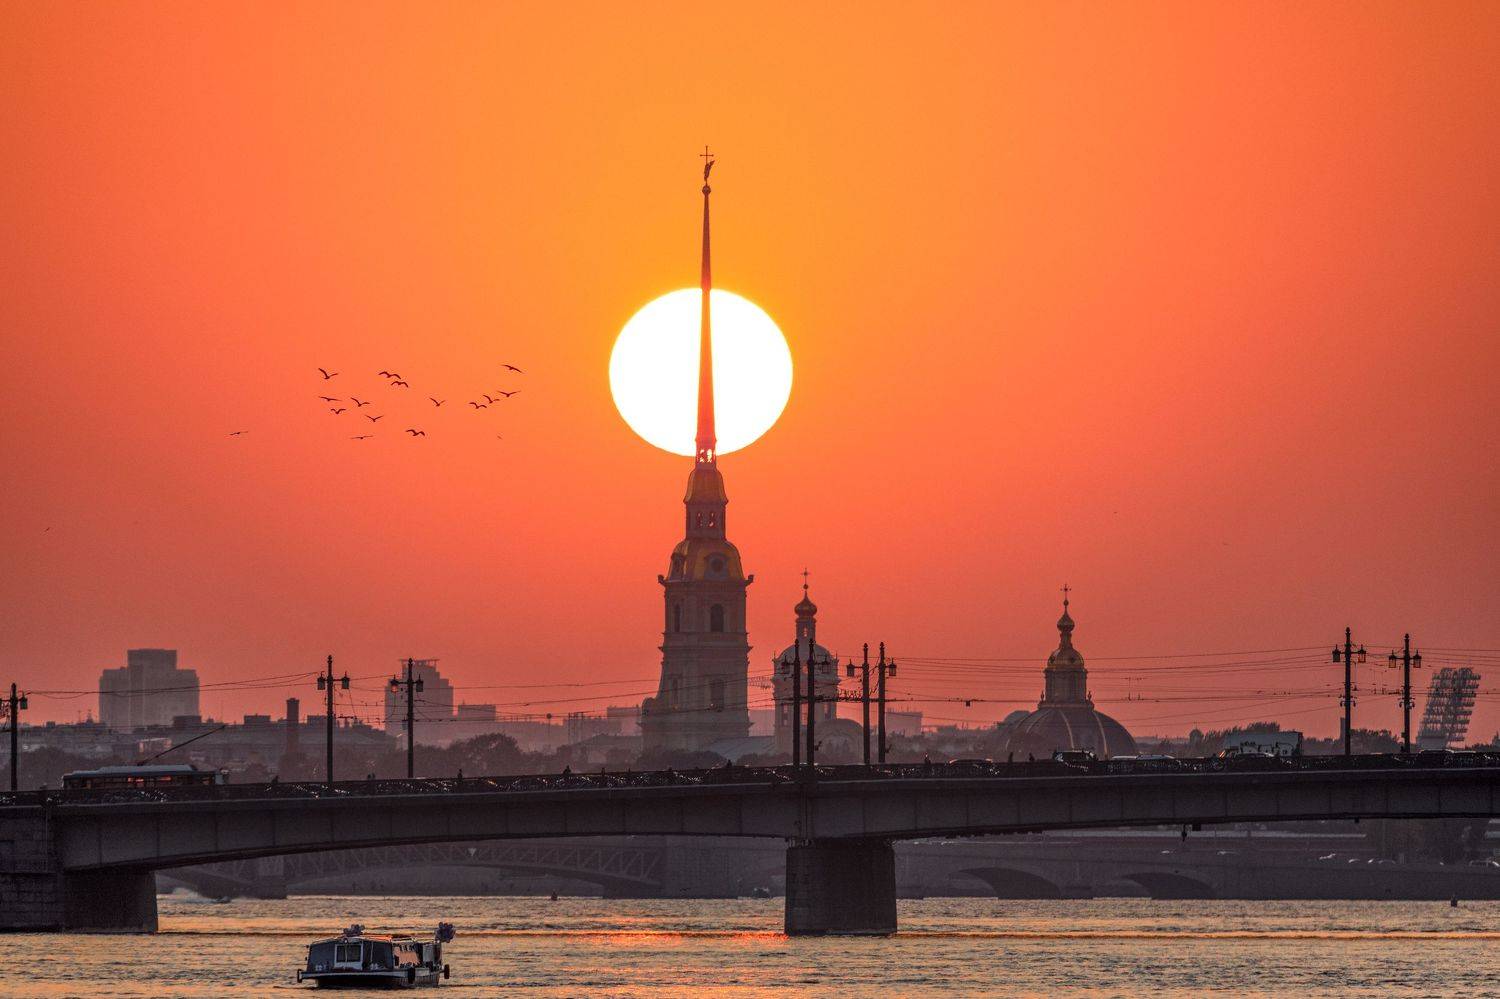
(3, 894, 1497, 997)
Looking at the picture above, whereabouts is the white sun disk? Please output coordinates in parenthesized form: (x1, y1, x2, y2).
(610, 289, 792, 457)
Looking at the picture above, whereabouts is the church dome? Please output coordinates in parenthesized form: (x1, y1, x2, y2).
(683, 463, 728, 503)
(776, 636, 836, 669)
(1001, 704, 1137, 759)
(795, 593, 818, 617)
(996, 593, 1137, 759)
(667, 537, 745, 581)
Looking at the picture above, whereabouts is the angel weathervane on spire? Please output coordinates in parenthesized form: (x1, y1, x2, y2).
(700, 145, 715, 185)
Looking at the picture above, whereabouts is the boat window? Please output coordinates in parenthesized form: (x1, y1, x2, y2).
(335, 943, 362, 964)
(308, 943, 335, 967)
(369, 942, 394, 968)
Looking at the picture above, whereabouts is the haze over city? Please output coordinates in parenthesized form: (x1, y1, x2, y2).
(7, 6, 1500, 995)
(5, 6, 1498, 741)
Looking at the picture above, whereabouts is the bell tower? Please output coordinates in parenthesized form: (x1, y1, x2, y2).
(640, 150, 753, 754)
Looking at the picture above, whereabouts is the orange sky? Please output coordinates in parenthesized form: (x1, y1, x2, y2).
(4, 3, 1498, 741)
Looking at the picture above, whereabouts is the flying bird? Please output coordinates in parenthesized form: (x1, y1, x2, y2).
(378, 370, 402, 379)
(318, 395, 341, 402)
(405, 428, 426, 437)
(429, 397, 446, 407)
(366, 414, 384, 423)
(318, 367, 339, 380)
(350, 397, 370, 407)
(502, 364, 524, 374)
(329, 407, 347, 415)
(482, 394, 495, 404)
(469, 401, 487, 409)
(390, 380, 410, 388)
(228, 430, 248, 437)
(350, 434, 373, 440)
(495, 389, 519, 398)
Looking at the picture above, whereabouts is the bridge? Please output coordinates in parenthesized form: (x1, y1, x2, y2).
(4, 754, 1498, 935)
(165, 835, 794, 899)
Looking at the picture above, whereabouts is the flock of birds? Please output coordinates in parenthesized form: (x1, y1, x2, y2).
(227, 364, 525, 441)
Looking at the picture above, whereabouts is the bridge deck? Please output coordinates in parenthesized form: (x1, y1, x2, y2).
(0, 756, 1491, 872)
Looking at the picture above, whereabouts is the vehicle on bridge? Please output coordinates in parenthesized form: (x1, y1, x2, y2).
(297, 922, 454, 988)
(60, 764, 225, 791)
(1222, 731, 1304, 758)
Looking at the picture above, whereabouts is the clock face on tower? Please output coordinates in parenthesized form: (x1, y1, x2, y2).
(707, 555, 727, 578)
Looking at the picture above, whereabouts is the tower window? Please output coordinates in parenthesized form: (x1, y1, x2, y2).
(673, 604, 682, 633)
(709, 678, 726, 710)
(709, 604, 725, 632)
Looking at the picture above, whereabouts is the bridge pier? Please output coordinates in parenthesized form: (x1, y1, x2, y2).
(784, 838, 897, 936)
(1, 811, 157, 932)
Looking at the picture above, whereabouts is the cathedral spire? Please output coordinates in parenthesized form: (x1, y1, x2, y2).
(695, 146, 716, 465)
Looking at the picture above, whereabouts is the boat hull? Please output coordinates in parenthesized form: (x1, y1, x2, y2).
(300, 969, 443, 989)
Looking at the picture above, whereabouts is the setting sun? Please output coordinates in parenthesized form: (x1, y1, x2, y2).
(609, 288, 793, 457)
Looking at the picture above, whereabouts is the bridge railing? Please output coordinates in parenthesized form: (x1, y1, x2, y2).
(2, 750, 1496, 809)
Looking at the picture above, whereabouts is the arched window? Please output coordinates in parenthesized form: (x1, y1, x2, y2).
(709, 604, 725, 632)
(673, 604, 682, 633)
(709, 678, 726, 710)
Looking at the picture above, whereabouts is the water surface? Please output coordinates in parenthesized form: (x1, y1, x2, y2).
(4, 894, 1497, 997)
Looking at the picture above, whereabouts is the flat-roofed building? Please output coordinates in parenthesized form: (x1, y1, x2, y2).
(98, 649, 200, 731)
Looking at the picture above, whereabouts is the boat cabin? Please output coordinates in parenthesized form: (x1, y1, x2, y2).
(299, 925, 451, 988)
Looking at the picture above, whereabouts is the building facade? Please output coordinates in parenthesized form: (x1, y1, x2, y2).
(98, 648, 200, 731)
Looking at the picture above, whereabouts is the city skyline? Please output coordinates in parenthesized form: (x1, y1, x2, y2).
(5, 4, 1498, 744)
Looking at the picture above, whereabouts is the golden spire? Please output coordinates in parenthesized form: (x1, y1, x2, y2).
(695, 146, 716, 464)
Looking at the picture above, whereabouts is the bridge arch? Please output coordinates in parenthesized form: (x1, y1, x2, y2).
(957, 866, 1066, 899)
(1119, 871, 1216, 899)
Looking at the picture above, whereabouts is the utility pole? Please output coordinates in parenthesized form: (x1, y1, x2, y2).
(846, 643, 872, 766)
(390, 658, 424, 779)
(875, 643, 897, 764)
(316, 655, 349, 786)
(805, 646, 818, 768)
(1387, 634, 1423, 754)
(1331, 627, 1367, 756)
(790, 643, 801, 768)
(5, 683, 28, 792)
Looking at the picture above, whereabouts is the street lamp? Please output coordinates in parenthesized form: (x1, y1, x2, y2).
(1331, 627, 1366, 756)
(4, 684, 28, 792)
(316, 655, 350, 786)
(1386, 635, 1423, 754)
(390, 660, 425, 779)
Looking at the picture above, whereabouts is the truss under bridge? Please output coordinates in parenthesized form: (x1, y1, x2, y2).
(174, 840, 669, 898)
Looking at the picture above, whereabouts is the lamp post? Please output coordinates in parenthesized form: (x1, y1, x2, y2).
(1386, 634, 1423, 754)
(1331, 627, 1367, 756)
(846, 643, 872, 766)
(390, 659, 424, 779)
(876, 643, 897, 764)
(805, 645, 817, 768)
(790, 643, 801, 768)
(315, 655, 349, 787)
(4, 683, 28, 792)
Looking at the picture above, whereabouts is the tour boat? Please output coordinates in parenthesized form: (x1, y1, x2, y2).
(298, 923, 454, 989)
